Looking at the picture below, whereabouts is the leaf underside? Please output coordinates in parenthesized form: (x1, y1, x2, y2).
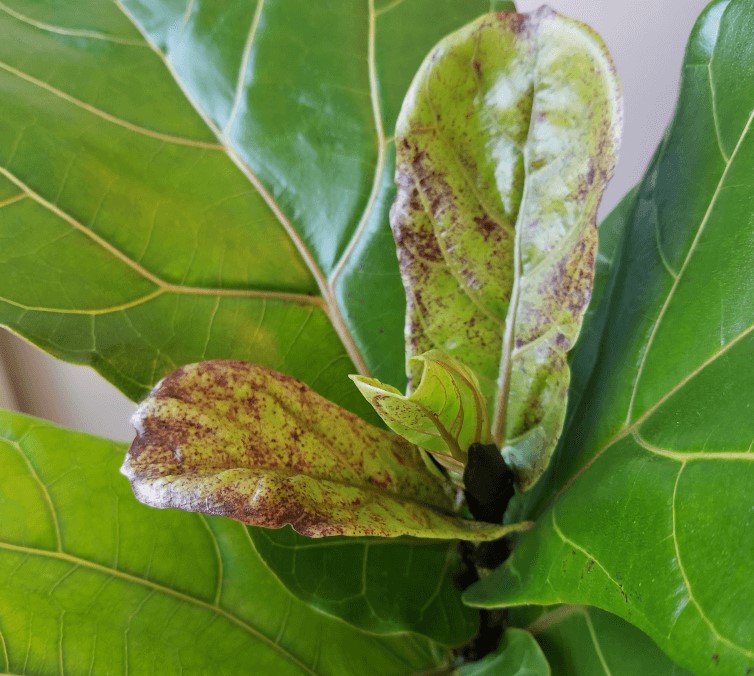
(466, 1, 754, 673)
(510, 605, 691, 675)
(124, 360, 528, 542)
(391, 7, 622, 488)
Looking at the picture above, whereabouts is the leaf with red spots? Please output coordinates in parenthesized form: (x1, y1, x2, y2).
(392, 7, 622, 488)
(465, 2, 754, 673)
(122, 360, 530, 541)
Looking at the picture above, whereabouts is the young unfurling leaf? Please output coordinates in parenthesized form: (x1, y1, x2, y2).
(123, 360, 530, 541)
(351, 350, 489, 472)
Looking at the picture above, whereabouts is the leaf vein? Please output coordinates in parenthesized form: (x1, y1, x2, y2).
(550, 510, 625, 600)
(582, 608, 613, 675)
(198, 516, 224, 607)
(626, 110, 754, 423)
(0, 540, 316, 673)
(5, 438, 62, 551)
(671, 466, 754, 659)
(707, 61, 729, 162)
(0, 1, 147, 47)
(547, 320, 754, 512)
(0, 60, 221, 149)
(224, 0, 265, 135)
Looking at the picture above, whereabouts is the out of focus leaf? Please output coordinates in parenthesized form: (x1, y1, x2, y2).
(458, 628, 550, 675)
(0, 410, 449, 673)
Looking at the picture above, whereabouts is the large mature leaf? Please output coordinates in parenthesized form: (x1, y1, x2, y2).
(0, 409, 450, 674)
(0, 0, 514, 409)
(513, 606, 690, 675)
(123, 360, 527, 541)
(391, 8, 621, 488)
(466, 1, 754, 672)
(352, 350, 489, 471)
(458, 628, 550, 675)
(0, 0, 512, 641)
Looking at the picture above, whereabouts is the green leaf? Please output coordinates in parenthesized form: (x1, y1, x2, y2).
(392, 7, 621, 488)
(124, 360, 528, 542)
(458, 628, 550, 675)
(505, 184, 640, 521)
(0, 0, 509, 412)
(0, 409, 450, 673)
(251, 528, 478, 646)
(0, 0, 513, 641)
(351, 349, 489, 470)
(465, 1, 754, 672)
(513, 606, 690, 675)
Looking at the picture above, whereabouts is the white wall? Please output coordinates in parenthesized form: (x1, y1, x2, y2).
(0, 330, 136, 441)
(517, 0, 710, 218)
(0, 0, 711, 442)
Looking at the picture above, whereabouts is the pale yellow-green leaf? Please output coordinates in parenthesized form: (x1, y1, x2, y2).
(123, 360, 530, 541)
(392, 8, 621, 488)
(351, 350, 489, 471)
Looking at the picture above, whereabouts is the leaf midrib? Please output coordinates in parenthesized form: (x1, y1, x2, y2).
(6, 0, 389, 376)
(138, 461, 457, 518)
(491, 24, 539, 447)
(112, 0, 397, 377)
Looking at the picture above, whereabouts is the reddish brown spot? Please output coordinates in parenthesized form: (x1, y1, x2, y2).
(474, 215, 498, 241)
(497, 11, 525, 34)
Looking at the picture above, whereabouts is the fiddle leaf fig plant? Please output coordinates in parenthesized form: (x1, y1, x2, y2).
(0, 0, 751, 673)
(123, 5, 618, 547)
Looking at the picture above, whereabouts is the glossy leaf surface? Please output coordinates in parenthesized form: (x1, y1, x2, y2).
(352, 350, 489, 470)
(513, 606, 690, 675)
(458, 628, 550, 675)
(0, 0, 512, 409)
(392, 7, 621, 488)
(0, 410, 450, 673)
(252, 528, 478, 646)
(0, 0, 512, 641)
(466, 2, 754, 672)
(124, 360, 527, 541)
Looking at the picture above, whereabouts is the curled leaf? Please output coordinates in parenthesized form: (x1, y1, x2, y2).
(392, 7, 622, 488)
(122, 360, 529, 541)
(350, 350, 488, 471)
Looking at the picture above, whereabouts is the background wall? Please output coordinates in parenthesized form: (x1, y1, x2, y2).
(0, 0, 711, 442)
